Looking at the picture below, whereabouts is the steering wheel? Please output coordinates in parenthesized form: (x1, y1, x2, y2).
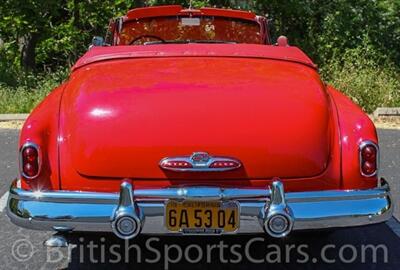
(129, 35, 165, 45)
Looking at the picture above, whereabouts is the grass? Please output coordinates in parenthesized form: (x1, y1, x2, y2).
(0, 69, 68, 113)
(325, 65, 400, 113)
(321, 47, 400, 113)
(0, 85, 51, 113)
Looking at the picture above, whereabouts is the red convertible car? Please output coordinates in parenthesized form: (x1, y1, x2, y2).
(7, 5, 392, 244)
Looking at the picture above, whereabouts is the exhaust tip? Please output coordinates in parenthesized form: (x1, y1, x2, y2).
(264, 213, 293, 238)
(112, 214, 141, 240)
(260, 180, 294, 238)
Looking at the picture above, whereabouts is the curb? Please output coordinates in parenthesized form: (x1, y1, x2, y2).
(0, 114, 29, 121)
(0, 107, 399, 121)
(373, 107, 400, 117)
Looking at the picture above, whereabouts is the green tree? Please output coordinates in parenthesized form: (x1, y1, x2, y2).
(0, 0, 61, 70)
(0, 0, 399, 74)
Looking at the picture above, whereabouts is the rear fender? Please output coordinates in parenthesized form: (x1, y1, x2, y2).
(19, 84, 66, 190)
(327, 86, 378, 189)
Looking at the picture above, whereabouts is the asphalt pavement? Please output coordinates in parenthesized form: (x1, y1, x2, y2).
(0, 128, 399, 269)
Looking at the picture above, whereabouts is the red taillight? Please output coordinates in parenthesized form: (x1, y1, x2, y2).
(360, 142, 378, 177)
(209, 161, 240, 169)
(160, 161, 193, 169)
(362, 161, 376, 175)
(362, 145, 377, 161)
(20, 143, 40, 179)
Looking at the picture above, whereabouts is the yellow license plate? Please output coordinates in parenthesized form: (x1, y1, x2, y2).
(165, 200, 239, 233)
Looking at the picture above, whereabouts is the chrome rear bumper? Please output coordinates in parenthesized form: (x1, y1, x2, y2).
(7, 179, 393, 239)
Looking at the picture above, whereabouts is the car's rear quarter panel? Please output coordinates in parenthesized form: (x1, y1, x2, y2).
(20, 84, 66, 190)
(327, 86, 378, 190)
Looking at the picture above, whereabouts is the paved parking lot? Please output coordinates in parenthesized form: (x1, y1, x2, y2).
(0, 128, 399, 269)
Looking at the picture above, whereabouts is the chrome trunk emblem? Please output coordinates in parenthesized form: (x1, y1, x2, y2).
(191, 152, 210, 163)
(159, 152, 242, 172)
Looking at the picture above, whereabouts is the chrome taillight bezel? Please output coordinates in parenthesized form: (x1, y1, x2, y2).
(19, 142, 42, 179)
(359, 140, 379, 177)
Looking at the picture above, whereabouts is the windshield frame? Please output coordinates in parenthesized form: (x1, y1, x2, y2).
(107, 13, 270, 46)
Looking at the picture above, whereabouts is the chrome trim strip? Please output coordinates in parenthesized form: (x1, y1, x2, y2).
(285, 188, 389, 202)
(9, 184, 390, 204)
(9, 186, 270, 203)
(359, 140, 379, 177)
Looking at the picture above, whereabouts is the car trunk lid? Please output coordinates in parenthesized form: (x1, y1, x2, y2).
(60, 54, 331, 181)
